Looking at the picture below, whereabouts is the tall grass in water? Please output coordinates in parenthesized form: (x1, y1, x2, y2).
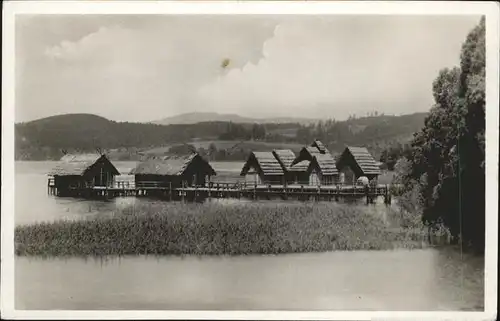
(15, 202, 427, 257)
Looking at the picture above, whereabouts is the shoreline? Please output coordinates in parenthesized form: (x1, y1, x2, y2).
(16, 246, 441, 262)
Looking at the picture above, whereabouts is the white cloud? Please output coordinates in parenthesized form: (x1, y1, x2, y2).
(197, 16, 481, 119)
(16, 15, 480, 122)
(17, 16, 277, 122)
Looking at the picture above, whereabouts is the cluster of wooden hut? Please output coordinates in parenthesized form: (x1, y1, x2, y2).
(240, 140, 381, 187)
(47, 140, 382, 198)
(48, 152, 217, 196)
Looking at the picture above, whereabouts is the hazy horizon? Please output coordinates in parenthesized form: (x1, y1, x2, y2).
(17, 109, 431, 125)
(16, 14, 481, 123)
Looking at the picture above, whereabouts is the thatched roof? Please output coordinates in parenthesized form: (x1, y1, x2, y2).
(240, 151, 284, 176)
(305, 146, 322, 156)
(289, 160, 310, 172)
(130, 153, 216, 176)
(311, 140, 327, 154)
(338, 146, 381, 176)
(49, 153, 119, 176)
(291, 145, 325, 166)
(272, 149, 296, 170)
(311, 154, 338, 176)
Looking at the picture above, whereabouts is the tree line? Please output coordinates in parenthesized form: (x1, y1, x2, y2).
(169, 143, 250, 162)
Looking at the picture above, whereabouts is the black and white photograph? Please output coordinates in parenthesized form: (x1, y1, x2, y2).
(1, 1, 498, 320)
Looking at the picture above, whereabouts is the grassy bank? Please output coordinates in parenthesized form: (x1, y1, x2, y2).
(15, 202, 427, 257)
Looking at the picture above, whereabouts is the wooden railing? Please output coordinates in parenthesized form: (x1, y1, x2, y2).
(48, 176, 136, 189)
(206, 181, 241, 190)
(135, 181, 168, 189)
(48, 175, 392, 197)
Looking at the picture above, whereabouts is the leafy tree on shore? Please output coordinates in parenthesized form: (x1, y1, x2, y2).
(404, 17, 485, 252)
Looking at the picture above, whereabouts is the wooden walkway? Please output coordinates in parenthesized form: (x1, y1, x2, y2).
(47, 178, 393, 204)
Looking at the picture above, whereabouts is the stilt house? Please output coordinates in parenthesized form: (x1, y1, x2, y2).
(240, 151, 284, 185)
(307, 154, 339, 186)
(130, 153, 216, 188)
(48, 153, 120, 191)
(290, 140, 339, 186)
(336, 146, 381, 185)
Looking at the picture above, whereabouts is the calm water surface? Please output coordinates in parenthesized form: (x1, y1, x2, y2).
(14, 161, 245, 226)
(14, 161, 484, 311)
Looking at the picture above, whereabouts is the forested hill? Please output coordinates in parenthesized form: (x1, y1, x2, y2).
(15, 112, 427, 160)
(295, 113, 428, 152)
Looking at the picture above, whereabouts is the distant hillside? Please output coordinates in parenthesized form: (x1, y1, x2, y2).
(15, 112, 427, 161)
(295, 112, 428, 159)
(152, 112, 321, 126)
(15, 114, 300, 160)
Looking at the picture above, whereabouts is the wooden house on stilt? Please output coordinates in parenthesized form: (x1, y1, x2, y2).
(240, 151, 285, 185)
(290, 140, 339, 186)
(336, 146, 381, 185)
(307, 154, 339, 186)
(48, 153, 120, 195)
(130, 153, 216, 188)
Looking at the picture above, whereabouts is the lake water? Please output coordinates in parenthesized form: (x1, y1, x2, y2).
(14, 161, 484, 311)
(14, 161, 245, 226)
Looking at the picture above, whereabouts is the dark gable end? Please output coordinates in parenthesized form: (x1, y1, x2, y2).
(187, 153, 217, 176)
(86, 154, 120, 177)
(310, 140, 327, 154)
(291, 146, 322, 166)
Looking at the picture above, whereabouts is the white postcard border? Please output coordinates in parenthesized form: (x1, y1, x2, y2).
(2, 2, 498, 320)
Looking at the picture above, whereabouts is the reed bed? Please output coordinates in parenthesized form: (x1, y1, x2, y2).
(15, 202, 427, 257)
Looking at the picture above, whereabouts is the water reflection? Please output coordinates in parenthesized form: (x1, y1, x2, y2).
(16, 161, 150, 225)
(16, 249, 484, 311)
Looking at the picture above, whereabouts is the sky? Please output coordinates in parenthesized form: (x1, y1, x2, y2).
(15, 14, 481, 123)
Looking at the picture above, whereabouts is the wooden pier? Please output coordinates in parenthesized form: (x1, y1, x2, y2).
(48, 177, 392, 204)
(178, 182, 392, 204)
